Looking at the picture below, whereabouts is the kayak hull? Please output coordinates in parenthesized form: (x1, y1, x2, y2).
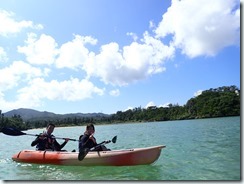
(12, 145, 165, 166)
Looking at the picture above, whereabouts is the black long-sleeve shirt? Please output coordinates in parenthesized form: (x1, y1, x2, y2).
(78, 134, 97, 150)
(31, 133, 67, 151)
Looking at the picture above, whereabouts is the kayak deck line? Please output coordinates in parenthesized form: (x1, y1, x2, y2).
(12, 145, 166, 166)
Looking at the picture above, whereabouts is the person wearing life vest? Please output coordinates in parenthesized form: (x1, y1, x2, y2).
(31, 123, 69, 151)
(79, 123, 109, 151)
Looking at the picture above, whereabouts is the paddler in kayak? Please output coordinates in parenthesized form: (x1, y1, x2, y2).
(31, 123, 69, 151)
(79, 123, 110, 152)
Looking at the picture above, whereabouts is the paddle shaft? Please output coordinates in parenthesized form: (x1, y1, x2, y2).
(90, 140, 110, 151)
(86, 135, 117, 151)
(1, 127, 78, 141)
(78, 136, 117, 161)
(25, 133, 78, 141)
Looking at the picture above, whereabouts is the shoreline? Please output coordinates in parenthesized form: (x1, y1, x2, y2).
(27, 115, 240, 131)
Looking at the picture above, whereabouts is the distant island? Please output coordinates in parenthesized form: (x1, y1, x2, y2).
(0, 85, 240, 131)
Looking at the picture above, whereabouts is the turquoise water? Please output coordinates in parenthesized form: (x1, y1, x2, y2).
(0, 116, 240, 180)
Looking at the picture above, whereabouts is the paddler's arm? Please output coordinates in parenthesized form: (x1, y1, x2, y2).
(79, 134, 97, 151)
(79, 135, 92, 149)
(54, 138, 69, 150)
(31, 133, 43, 146)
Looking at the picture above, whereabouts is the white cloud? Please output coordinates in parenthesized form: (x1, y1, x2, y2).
(126, 32, 138, 41)
(0, 77, 105, 112)
(16, 31, 174, 87)
(0, 47, 8, 62)
(84, 33, 174, 86)
(0, 0, 240, 111)
(155, 0, 240, 58)
(89, 42, 126, 86)
(0, 92, 27, 112)
(149, 20, 155, 29)
(142, 31, 175, 67)
(12, 0, 239, 90)
(159, 102, 171, 108)
(145, 101, 155, 108)
(123, 106, 133, 112)
(17, 33, 58, 65)
(194, 90, 203, 97)
(56, 35, 97, 69)
(86, 41, 143, 86)
(17, 77, 104, 102)
(0, 10, 43, 36)
(109, 89, 120, 96)
(1, 10, 178, 89)
(123, 42, 156, 72)
(0, 61, 46, 91)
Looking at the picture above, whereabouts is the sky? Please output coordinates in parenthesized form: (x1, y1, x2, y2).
(0, 0, 240, 115)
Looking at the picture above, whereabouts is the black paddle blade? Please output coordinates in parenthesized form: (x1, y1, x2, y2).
(112, 136, 117, 143)
(78, 148, 90, 161)
(1, 127, 26, 136)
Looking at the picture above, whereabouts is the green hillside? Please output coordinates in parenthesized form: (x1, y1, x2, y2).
(0, 85, 240, 131)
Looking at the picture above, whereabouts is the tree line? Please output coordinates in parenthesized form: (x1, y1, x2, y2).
(0, 85, 240, 131)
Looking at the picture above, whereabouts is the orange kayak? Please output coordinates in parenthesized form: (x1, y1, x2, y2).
(12, 145, 165, 166)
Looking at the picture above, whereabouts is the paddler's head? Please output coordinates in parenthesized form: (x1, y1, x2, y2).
(86, 123, 95, 135)
(46, 123, 55, 135)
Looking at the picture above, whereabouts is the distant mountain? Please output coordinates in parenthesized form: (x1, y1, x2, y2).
(3, 108, 110, 121)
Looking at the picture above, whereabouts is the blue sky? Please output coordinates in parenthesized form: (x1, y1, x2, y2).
(0, 0, 240, 114)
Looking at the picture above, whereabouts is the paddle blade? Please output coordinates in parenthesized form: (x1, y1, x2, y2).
(1, 127, 26, 136)
(78, 148, 90, 161)
(112, 136, 117, 143)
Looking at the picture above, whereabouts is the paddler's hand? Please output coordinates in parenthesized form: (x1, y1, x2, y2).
(89, 134, 96, 143)
(64, 138, 69, 142)
(38, 134, 45, 140)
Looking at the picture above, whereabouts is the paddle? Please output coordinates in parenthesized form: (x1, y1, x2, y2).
(1, 127, 78, 141)
(78, 135, 117, 161)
